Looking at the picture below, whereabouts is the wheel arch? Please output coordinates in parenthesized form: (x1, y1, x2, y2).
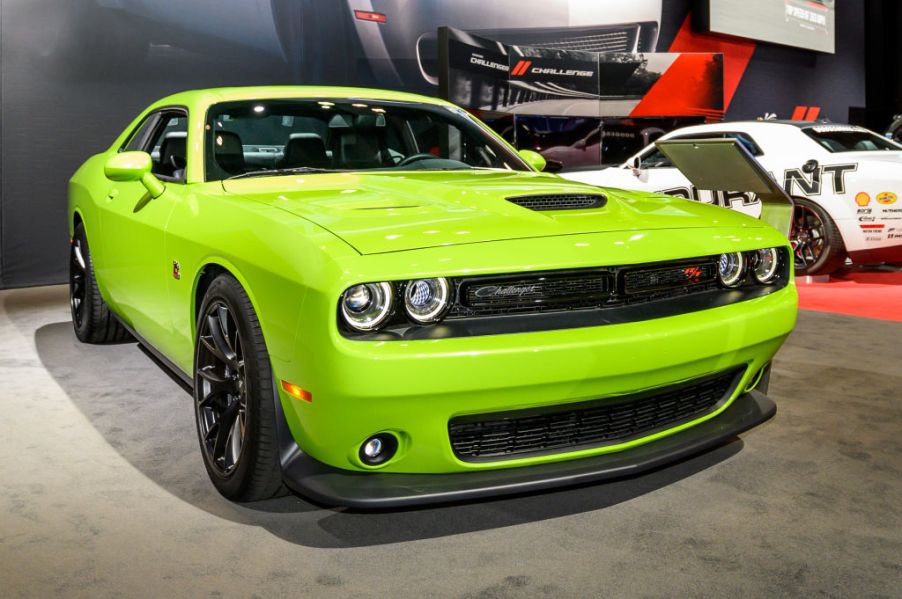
(190, 258, 268, 345)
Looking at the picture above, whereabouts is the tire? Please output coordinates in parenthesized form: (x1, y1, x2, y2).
(791, 197, 847, 276)
(70, 224, 133, 344)
(193, 274, 284, 501)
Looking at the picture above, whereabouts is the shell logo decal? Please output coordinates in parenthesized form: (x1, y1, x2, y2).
(876, 192, 897, 205)
(854, 192, 870, 206)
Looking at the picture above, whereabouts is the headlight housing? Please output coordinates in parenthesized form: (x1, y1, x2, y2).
(340, 282, 393, 331)
(752, 248, 780, 284)
(717, 252, 746, 288)
(404, 278, 451, 324)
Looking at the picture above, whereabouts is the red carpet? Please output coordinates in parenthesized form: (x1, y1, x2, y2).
(796, 269, 902, 322)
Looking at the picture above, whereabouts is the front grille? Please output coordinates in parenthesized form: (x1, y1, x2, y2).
(449, 368, 743, 462)
(623, 262, 719, 295)
(457, 271, 612, 316)
(507, 193, 607, 211)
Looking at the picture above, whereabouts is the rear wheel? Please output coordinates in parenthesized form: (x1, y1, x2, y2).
(791, 197, 847, 276)
(193, 274, 284, 501)
(70, 224, 132, 344)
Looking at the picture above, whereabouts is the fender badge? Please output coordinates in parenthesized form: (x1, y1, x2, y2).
(854, 192, 870, 207)
(172, 260, 181, 280)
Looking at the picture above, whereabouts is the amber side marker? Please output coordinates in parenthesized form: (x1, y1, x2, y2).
(354, 10, 387, 23)
(281, 380, 313, 402)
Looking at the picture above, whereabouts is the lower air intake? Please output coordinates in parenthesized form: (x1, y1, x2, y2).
(448, 368, 743, 462)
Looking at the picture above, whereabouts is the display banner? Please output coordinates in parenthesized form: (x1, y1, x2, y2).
(439, 27, 723, 119)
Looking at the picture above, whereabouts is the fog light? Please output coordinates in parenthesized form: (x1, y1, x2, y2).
(358, 433, 398, 466)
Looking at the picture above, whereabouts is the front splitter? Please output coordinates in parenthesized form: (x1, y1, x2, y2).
(280, 390, 775, 509)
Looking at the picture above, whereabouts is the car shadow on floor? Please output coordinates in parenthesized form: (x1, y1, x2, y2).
(35, 321, 744, 549)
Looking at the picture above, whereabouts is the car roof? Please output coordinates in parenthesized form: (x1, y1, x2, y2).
(147, 86, 453, 112)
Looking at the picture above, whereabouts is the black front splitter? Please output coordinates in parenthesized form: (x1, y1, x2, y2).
(280, 391, 775, 509)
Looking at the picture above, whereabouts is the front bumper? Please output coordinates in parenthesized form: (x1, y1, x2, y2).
(281, 389, 775, 509)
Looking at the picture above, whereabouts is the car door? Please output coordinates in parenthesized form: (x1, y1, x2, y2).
(96, 108, 187, 346)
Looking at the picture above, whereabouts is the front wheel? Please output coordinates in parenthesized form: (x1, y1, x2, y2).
(791, 197, 847, 276)
(193, 274, 284, 501)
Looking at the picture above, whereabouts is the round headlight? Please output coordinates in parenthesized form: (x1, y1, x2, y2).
(718, 252, 746, 288)
(341, 282, 393, 331)
(753, 248, 781, 284)
(404, 278, 451, 324)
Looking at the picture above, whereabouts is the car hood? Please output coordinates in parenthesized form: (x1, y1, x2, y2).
(222, 170, 761, 255)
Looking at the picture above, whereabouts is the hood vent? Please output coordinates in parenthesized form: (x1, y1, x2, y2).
(507, 193, 607, 211)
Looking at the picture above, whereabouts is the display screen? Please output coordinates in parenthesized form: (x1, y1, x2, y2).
(702, 0, 835, 53)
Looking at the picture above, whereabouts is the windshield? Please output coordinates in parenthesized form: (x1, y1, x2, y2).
(803, 126, 902, 153)
(204, 99, 528, 180)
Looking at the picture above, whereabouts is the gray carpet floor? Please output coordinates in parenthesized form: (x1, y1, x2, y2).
(1, 285, 900, 598)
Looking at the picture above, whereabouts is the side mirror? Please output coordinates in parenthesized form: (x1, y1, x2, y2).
(802, 159, 819, 173)
(632, 157, 641, 169)
(104, 151, 165, 198)
(518, 149, 547, 172)
(543, 158, 564, 173)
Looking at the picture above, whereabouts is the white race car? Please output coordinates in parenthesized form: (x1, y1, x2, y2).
(564, 121, 902, 275)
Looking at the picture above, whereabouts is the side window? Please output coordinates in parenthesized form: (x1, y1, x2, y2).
(638, 147, 672, 169)
(122, 115, 158, 152)
(143, 112, 189, 182)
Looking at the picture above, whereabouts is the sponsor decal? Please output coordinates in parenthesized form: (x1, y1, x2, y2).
(859, 224, 885, 229)
(172, 260, 181, 280)
(877, 191, 898, 205)
(859, 216, 876, 222)
(857, 208, 872, 214)
(855, 192, 871, 206)
(783, 163, 856, 196)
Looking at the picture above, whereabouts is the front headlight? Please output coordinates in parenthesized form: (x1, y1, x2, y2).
(717, 252, 746, 288)
(404, 278, 451, 324)
(752, 248, 781, 284)
(340, 282, 393, 331)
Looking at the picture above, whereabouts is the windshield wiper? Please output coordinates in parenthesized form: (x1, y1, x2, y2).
(226, 166, 341, 180)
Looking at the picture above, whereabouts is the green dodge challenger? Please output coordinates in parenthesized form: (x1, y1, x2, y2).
(68, 87, 797, 507)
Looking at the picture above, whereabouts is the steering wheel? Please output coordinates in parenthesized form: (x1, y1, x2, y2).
(396, 153, 438, 167)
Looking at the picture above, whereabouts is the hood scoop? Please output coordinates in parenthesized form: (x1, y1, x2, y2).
(507, 193, 607, 211)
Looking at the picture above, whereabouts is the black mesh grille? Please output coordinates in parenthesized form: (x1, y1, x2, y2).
(452, 271, 612, 316)
(623, 262, 719, 295)
(507, 194, 607, 211)
(449, 368, 742, 462)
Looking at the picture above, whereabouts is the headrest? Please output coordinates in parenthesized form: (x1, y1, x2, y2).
(214, 131, 243, 155)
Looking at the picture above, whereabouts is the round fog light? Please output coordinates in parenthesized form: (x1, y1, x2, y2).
(358, 433, 398, 466)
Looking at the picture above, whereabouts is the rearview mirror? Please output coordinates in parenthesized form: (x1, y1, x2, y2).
(518, 149, 547, 172)
(104, 151, 165, 198)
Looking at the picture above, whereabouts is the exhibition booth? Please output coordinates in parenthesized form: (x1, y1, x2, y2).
(1, 1, 899, 597)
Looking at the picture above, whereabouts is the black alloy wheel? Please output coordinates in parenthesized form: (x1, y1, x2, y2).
(69, 237, 87, 329)
(196, 302, 248, 477)
(791, 197, 846, 276)
(69, 223, 132, 344)
(193, 274, 284, 501)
